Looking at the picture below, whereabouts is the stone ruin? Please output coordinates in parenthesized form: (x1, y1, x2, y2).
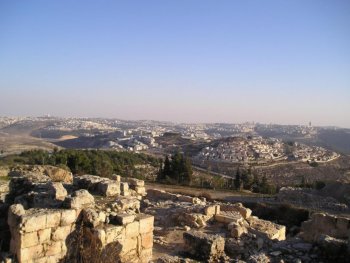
(145, 189, 288, 262)
(1, 166, 350, 263)
(144, 188, 350, 263)
(0, 167, 153, 263)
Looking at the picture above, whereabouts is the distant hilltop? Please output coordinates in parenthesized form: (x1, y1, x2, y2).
(0, 116, 350, 155)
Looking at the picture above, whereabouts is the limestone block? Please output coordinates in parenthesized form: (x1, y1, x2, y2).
(141, 232, 153, 249)
(120, 183, 129, 196)
(46, 211, 61, 229)
(52, 225, 72, 241)
(135, 186, 146, 196)
(44, 166, 73, 183)
(111, 174, 121, 182)
(21, 212, 47, 233)
(146, 189, 178, 201)
(221, 204, 251, 219)
(247, 217, 286, 241)
(47, 182, 67, 201)
(114, 197, 140, 211)
(18, 244, 44, 262)
(97, 181, 120, 196)
(137, 214, 154, 234)
(44, 241, 62, 257)
(60, 209, 77, 226)
(66, 189, 94, 209)
(116, 214, 135, 225)
(215, 211, 243, 225)
(105, 225, 125, 244)
(139, 248, 153, 263)
(181, 213, 210, 228)
(121, 237, 138, 254)
(231, 226, 247, 238)
(20, 231, 40, 248)
(38, 228, 51, 243)
(204, 205, 220, 216)
(98, 211, 107, 224)
(125, 221, 139, 238)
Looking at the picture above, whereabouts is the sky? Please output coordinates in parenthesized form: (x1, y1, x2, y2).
(0, 1, 349, 127)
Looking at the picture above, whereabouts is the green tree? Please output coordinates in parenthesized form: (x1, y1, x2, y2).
(242, 169, 254, 190)
(234, 167, 242, 190)
(181, 156, 193, 185)
(156, 160, 164, 181)
(163, 156, 172, 177)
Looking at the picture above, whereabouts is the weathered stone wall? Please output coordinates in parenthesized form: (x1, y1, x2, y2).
(4, 173, 154, 263)
(85, 213, 154, 263)
(8, 205, 154, 263)
(8, 205, 78, 262)
(300, 212, 350, 242)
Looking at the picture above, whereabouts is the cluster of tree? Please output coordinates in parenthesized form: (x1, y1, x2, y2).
(296, 175, 326, 190)
(157, 152, 193, 185)
(232, 168, 277, 194)
(1, 149, 160, 179)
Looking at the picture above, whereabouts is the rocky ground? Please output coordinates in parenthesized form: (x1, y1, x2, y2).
(0, 165, 350, 263)
(143, 188, 349, 263)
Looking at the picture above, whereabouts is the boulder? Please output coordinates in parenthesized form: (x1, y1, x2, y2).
(215, 211, 243, 225)
(221, 203, 252, 219)
(47, 182, 67, 201)
(247, 217, 286, 241)
(113, 197, 140, 212)
(65, 189, 94, 209)
(204, 205, 220, 216)
(183, 231, 225, 261)
(317, 234, 348, 257)
(97, 181, 120, 196)
(44, 166, 73, 183)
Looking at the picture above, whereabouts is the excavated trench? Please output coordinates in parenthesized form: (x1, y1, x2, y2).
(243, 202, 310, 236)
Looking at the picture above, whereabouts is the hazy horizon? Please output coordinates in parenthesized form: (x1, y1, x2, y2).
(1, 1, 349, 128)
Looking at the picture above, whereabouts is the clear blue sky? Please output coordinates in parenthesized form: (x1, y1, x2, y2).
(0, 1, 349, 127)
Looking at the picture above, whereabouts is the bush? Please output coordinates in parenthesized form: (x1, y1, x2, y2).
(314, 180, 326, 190)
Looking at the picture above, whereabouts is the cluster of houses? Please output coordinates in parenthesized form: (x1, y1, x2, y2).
(196, 136, 339, 164)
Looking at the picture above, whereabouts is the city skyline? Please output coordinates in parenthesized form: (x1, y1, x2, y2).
(1, 1, 349, 128)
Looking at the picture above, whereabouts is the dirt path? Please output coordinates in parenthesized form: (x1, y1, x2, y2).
(145, 182, 268, 201)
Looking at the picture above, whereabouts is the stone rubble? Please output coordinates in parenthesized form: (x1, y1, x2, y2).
(2, 166, 350, 263)
(183, 231, 225, 261)
(144, 188, 350, 263)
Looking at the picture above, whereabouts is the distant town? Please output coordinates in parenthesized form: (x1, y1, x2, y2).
(0, 116, 344, 164)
